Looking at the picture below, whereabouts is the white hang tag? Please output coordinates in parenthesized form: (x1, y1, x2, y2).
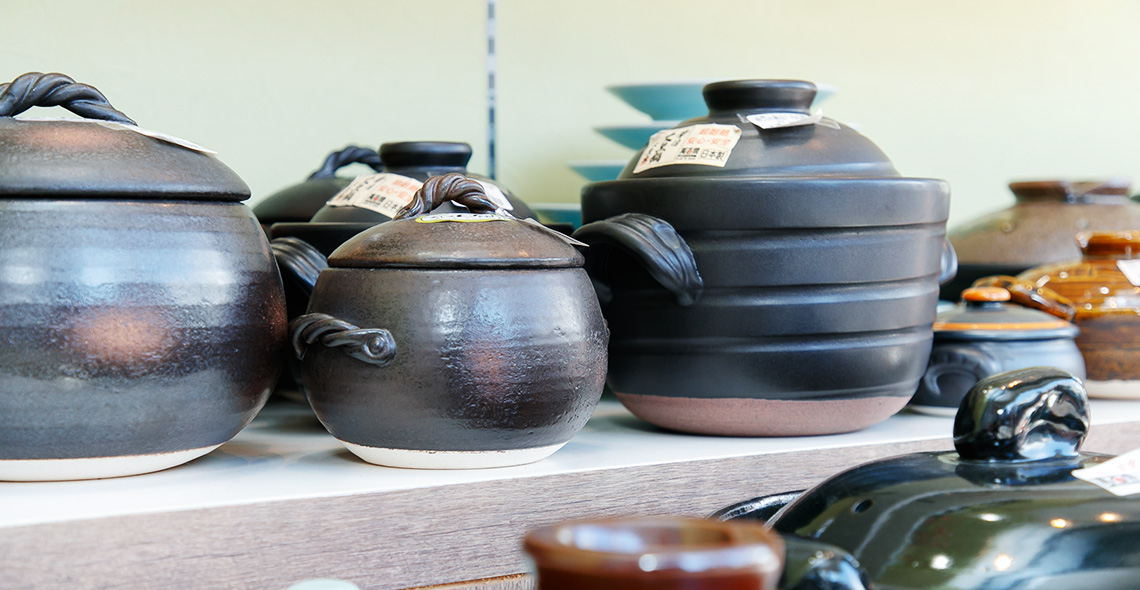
(325, 173, 423, 218)
(416, 212, 512, 224)
(1073, 448, 1140, 496)
(474, 180, 514, 211)
(1117, 260, 1140, 287)
(633, 123, 742, 174)
(17, 117, 216, 154)
(521, 217, 588, 247)
(746, 109, 824, 130)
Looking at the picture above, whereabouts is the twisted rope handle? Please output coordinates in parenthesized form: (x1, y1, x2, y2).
(394, 172, 501, 219)
(290, 313, 397, 367)
(0, 72, 134, 124)
(308, 146, 384, 180)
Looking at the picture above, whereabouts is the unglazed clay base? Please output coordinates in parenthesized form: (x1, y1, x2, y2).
(0, 444, 221, 482)
(1083, 379, 1140, 399)
(340, 441, 567, 469)
(616, 393, 911, 436)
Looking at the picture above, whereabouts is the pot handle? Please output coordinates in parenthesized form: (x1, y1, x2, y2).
(938, 237, 958, 286)
(953, 367, 1089, 462)
(970, 275, 1076, 321)
(913, 344, 1002, 409)
(571, 213, 703, 307)
(270, 237, 328, 297)
(395, 172, 501, 218)
(0, 72, 134, 124)
(308, 146, 383, 180)
(290, 313, 397, 367)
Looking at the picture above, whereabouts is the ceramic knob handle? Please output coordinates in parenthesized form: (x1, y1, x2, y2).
(972, 275, 1076, 321)
(395, 173, 500, 219)
(308, 146, 383, 180)
(290, 313, 397, 367)
(953, 367, 1089, 462)
(0, 72, 134, 124)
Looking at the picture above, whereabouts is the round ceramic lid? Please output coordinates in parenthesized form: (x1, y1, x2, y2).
(327, 174, 583, 269)
(618, 79, 899, 180)
(0, 72, 248, 200)
(935, 287, 1078, 341)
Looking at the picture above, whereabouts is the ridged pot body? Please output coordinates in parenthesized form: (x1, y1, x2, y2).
(300, 267, 608, 454)
(0, 200, 286, 462)
(581, 177, 950, 435)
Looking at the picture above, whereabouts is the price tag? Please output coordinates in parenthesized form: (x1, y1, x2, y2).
(325, 173, 423, 218)
(1118, 259, 1140, 287)
(1073, 448, 1140, 496)
(633, 123, 742, 174)
(746, 109, 824, 130)
(416, 212, 511, 224)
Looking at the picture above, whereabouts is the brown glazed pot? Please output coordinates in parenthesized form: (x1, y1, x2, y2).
(0, 72, 286, 480)
(289, 174, 607, 469)
(945, 179, 1140, 299)
(1017, 231, 1140, 398)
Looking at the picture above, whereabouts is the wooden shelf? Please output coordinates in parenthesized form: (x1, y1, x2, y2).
(4, 397, 1140, 590)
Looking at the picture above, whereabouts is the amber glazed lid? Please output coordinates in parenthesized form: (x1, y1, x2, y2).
(934, 287, 1078, 341)
(0, 72, 248, 200)
(1077, 230, 1140, 258)
(1010, 179, 1131, 204)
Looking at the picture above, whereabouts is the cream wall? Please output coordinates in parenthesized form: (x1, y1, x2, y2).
(4, 1, 1140, 227)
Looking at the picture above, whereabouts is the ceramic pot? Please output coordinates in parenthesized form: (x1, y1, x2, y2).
(573, 79, 953, 436)
(944, 179, 1140, 299)
(288, 174, 607, 468)
(1016, 231, 1140, 398)
(910, 286, 1085, 415)
(252, 145, 382, 229)
(523, 516, 873, 590)
(0, 72, 286, 480)
(722, 367, 1140, 590)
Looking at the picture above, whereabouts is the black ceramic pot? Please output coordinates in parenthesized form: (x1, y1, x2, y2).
(0, 72, 286, 480)
(252, 145, 383, 229)
(574, 80, 953, 436)
(723, 367, 1140, 590)
(910, 286, 1085, 415)
(288, 174, 607, 468)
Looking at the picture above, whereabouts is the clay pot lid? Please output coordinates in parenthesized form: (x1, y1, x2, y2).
(328, 174, 582, 270)
(934, 287, 1078, 341)
(1010, 179, 1131, 204)
(0, 72, 248, 200)
(615, 79, 902, 180)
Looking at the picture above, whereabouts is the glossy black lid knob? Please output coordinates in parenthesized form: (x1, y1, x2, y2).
(702, 80, 816, 114)
(379, 141, 472, 169)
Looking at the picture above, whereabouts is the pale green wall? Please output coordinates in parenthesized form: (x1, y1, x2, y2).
(4, 1, 1140, 227)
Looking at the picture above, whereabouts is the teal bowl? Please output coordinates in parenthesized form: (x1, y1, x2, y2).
(531, 202, 583, 230)
(568, 160, 625, 182)
(594, 121, 679, 150)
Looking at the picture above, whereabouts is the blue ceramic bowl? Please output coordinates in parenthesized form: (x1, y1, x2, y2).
(568, 160, 626, 182)
(594, 121, 679, 150)
(607, 81, 838, 121)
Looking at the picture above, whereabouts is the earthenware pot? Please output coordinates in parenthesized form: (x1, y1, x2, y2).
(723, 367, 1140, 590)
(523, 516, 872, 590)
(0, 72, 286, 480)
(289, 174, 607, 468)
(574, 79, 953, 436)
(944, 179, 1140, 299)
(252, 145, 382, 228)
(1017, 231, 1140, 398)
(910, 286, 1084, 415)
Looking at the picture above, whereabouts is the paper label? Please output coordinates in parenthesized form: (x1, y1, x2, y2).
(416, 212, 511, 224)
(746, 109, 824, 130)
(17, 117, 216, 154)
(1073, 448, 1140, 496)
(633, 123, 742, 174)
(325, 173, 423, 218)
(521, 217, 589, 247)
(1117, 260, 1140, 287)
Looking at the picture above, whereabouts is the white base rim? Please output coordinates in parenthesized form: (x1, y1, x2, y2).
(0, 444, 222, 482)
(1084, 379, 1140, 399)
(339, 441, 567, 469)
(906, 404, 958, 417)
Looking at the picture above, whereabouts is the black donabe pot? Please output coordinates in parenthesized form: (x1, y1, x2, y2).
(0, 72, 286, 480)
(289, 174, 607, 468)
(573, 79, 954, 436)
(252, 145, 383, 228)
(720, 367, 1140, 590)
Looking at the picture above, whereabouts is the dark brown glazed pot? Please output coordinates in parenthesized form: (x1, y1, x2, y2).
(574, 80, 953, 436)
(289, 174, 607, 468)
(944, 179, 1140, 299)
(0, 72, 286, 480)
(252, 145, 383, 228)
(1016, 231, 1140, 397)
